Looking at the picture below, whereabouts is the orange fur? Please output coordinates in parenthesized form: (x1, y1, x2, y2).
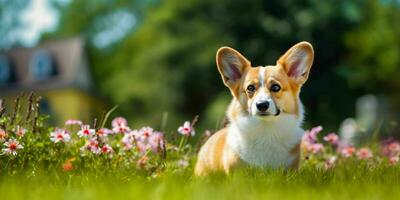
(194, 128, 243, 176)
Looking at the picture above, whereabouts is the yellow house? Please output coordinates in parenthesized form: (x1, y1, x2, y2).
(0, 37, 105, 126)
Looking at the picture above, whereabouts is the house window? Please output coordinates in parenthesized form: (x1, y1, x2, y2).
(30, 50, 57, 81)
(0, 55, 11, 85)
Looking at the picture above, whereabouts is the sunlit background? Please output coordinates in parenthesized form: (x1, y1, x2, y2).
(1, 0, 399, 141)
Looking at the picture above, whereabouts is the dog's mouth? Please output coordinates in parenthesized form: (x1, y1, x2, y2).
(256, 109, 281, 117)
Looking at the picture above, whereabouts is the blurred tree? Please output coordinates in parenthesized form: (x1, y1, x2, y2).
(343, 0, 400, 96)
(341, 0, 400, 136)
(48, 0, 393, 131)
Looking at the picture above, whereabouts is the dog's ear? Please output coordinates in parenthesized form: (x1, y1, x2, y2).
(277, 42, 314, 85)
(216, 47, 250, 91)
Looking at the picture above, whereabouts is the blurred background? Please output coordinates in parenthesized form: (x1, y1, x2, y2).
(0, 0, 399, 140)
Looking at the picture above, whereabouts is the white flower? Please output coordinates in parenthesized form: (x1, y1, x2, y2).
(148, 132, 164, 153)
(138, 127, 154, 140)
(178, 121, 195, 136)
(2, 139, 23, 156)
(77, 125, 96, 138)
(50, 128, 71, 143)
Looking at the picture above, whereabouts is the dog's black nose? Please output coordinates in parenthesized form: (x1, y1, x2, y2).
(256, 101, 269, 112)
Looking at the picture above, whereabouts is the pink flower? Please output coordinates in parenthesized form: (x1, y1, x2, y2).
(77, 125, 95, 138)
(112, 117, 130, 134)
(65, 119, 83, 126)
(324, 156, 337, 170)
(177, 159, 189, 168)
(112, 123, 130, 134)
(96, 128, 113, 137)
(389, 156, 399, 165)
(302, 126, 323, 144)
(112, 117, 128, 127)
(148, 132, 164, 153)
(131, 128, 161, 154)
(178, 121, 195, 136)
(139, 127, 154, 140)
(388, 142, 400, 154)
(340, 146, 356, 158)
(122, 142, 134, 151)
(50, 128, 71, 143)
(121, 127, 165, 154)
(382, 140, 400, 157)
(323, 133, 339, 145)
(356, 147, 373, 160)
(308, 143, 324, 154)
(136, 141, 148, 153)
(101, 144, 113, 154)
(121, 130, 139, 150)
(0, 129, 8, 142)
(14, 126, 27, 138)
(121, 131, 135, 144)
(2, 139, 23, 155)
(81, 138, 100, 154)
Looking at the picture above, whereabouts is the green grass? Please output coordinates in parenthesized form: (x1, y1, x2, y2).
(1, 163, 400, 200)
(1, 96, 399, 200)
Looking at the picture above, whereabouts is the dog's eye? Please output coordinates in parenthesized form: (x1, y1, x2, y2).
(270, 84, 281, 92)
(246, 85, 256, 92)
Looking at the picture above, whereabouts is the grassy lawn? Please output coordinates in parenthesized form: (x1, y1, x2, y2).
(1, 164, 400, 200)
(1, 97, 399, 200)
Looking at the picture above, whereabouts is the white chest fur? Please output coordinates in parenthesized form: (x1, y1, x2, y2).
(227, 113, 304, 168)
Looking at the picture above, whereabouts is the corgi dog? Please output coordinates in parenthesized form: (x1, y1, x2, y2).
(195, 42, 314, 176)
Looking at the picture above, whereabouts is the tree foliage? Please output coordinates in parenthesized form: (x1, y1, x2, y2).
(45, 0, 400, 130)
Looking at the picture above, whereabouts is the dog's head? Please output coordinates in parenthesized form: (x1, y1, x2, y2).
(216, 42, 314, 120)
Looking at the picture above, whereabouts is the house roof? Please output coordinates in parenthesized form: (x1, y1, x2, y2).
(0, 37, 93, 96)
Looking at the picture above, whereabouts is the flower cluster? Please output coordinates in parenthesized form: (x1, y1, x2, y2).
(0, 95, 198, 173)
(2, 112, 399, 173)
(302, 126, 325, 154)
(0, 127, 27, 156)
(302, 126, 399, 169)
(381, 139, 400, 165)
(121, 127, 165, 154)
(60, 119, 133, 156)
(46, 117, 183, 165)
